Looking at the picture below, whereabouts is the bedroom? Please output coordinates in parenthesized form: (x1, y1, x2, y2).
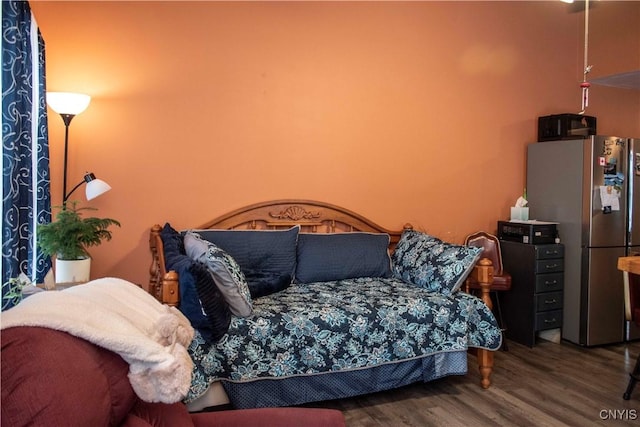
(2, 0, 640, 425)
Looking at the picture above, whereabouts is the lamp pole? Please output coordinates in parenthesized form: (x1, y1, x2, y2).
(60, 113, 75, 207)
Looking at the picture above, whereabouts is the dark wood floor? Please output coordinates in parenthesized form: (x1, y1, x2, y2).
(311, 338, 640, 426)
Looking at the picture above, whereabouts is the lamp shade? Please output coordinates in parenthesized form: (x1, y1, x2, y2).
(46, 92, 91, 115)
(84, 174, 112, 201)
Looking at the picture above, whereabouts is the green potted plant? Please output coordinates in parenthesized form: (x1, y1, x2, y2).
(37, 202, 120, 284)
(2, 276, 29, 310)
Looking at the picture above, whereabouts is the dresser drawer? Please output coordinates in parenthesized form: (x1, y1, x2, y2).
(535, 245, 564, 260)
(535, 309, 562, 331)
(535, 273, 564, 293)
(535, 291, 563, 312)
(535, 258, 564, 273)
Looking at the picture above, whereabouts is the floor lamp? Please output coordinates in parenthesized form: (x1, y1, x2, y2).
(46, 92, 112, 206)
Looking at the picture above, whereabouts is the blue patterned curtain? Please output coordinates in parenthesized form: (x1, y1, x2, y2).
(1, 0, 51, 310)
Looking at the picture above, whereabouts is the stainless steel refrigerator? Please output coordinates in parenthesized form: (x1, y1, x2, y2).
(527, 135, 640, 346)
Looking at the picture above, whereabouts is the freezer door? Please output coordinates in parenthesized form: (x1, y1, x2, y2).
(581, 246, 625, 346)
(628, 139, 640, 246)
(588, 136, 628, 247)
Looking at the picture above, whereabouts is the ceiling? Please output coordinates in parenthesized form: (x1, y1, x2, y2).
(590, 70, 640, 91)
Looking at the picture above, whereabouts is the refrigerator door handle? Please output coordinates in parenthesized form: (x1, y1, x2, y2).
(628, 138, 640, 247)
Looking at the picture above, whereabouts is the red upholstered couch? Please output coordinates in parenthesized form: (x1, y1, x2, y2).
(1, 326, 346, 427)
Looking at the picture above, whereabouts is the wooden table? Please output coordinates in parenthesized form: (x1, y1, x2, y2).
(618, 256, 640, 276)
(617, 256, 640, 322)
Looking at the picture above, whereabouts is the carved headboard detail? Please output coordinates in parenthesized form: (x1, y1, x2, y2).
(269, 205, 321, 221)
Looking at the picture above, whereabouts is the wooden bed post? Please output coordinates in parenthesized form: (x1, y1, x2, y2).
(149, 224, 179, 306)
(148, 224, 163, 301)
(162, 271, 179, 307)
(471, 257, 494, 389)
(474, 258, 494, 310)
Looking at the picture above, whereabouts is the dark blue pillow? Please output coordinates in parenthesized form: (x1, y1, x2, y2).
(243, 269, 292, 299)
(194, 225, 299, 281)
(160, 223, 230, 341)
(160, 222, 185, 259)
(295, 232, 392, 283)
(190, 261, 231, 341)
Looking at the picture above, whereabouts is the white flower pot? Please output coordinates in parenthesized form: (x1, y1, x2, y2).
(55, 258, 91, 284)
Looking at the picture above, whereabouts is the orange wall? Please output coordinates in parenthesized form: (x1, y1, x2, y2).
(30, 1, 640, 286)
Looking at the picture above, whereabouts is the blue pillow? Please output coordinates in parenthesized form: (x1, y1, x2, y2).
(295, 232, 392, 283)
(243, 269, 292, 299)
(190, 261, 231, 341)
(160, 222, 185, 259)
(160, 223, 231, 341)
(194, 226, 299, 278)
(391, 229, 483, 295)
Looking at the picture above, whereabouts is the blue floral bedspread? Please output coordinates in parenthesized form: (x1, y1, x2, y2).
(185, 277, 502, 402)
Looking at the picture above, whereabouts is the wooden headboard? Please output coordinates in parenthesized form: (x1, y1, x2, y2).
(148, 199, 492, 308)
(148, 199, 411, 304)
(196, 199, 409, 240)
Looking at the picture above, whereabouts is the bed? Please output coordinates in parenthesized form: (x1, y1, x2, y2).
(148, 199, 501, 409)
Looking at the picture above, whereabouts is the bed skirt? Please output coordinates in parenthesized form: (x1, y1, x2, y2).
(219, 350, 468, 409)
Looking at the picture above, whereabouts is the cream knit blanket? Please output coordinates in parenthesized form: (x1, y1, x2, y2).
(0, 277, 194, 404)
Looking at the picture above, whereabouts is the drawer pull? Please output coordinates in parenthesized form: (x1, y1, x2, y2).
(544, 318, 557, 324)
(545, 280, 558, 285)
(545, 264, 559, 269)
(544, 299, 557, 304)
(544, 250, 559, 256)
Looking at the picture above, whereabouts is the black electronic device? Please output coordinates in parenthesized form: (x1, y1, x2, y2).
(538, 113, 596, 142)
(497, 220, 558, 245)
